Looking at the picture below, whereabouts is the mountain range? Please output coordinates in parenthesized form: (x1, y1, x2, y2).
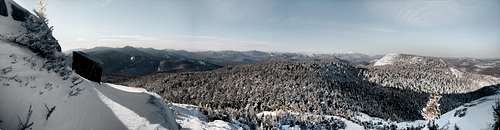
(65, 46, 385, 82)
(118, 51, 500, 129)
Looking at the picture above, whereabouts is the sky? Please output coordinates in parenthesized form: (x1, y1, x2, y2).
(14, 0, 500, 58)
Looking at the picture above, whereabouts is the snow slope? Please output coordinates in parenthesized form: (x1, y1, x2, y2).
(172, 94, 500, 130)
(435, 91, 499, 130)
(0, 41, 179, 130)
(350, 89, 500, 130)
(0, 1, 179, 129)
(373, 53, 399, 66)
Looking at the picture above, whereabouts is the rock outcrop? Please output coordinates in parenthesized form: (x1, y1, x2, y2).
(72, 51, 103, 83)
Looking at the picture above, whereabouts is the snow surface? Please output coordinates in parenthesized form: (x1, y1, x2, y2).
(0, 4, 179, 128)
(255, 111, 364, 130)
(171, 103, 242, 130)
(171, 104, 366, 130)
(0, 0, 24, 37)
(449, 67, 464, 78)
(435, 91, 499, 130)
(352, 90, 500, 130)
(0, 41, 179, 130)
(3, 1, 498, 129)
(373, 53, 399, 66)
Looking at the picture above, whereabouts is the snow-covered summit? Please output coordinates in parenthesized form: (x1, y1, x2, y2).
(373, 53, 400, 66)
(373, 53, 445, 67)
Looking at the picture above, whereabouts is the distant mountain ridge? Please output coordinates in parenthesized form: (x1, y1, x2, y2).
(69, 46, 382, 82)
(67, 46, 222, 82)
(69, 47, 499, 85)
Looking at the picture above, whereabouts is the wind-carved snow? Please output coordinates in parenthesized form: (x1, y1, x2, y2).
(373, 53, 399, 66)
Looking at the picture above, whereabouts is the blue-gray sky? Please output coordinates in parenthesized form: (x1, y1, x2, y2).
(14, 0, 500, 58)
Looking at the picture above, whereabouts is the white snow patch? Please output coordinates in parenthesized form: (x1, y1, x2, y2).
(475, 64, 494, 69)
(449, 67, 464, 78)
(257, 111, 364, 130)
(171, 103, 242, 130)
(374, 53, 399, 66)
(106, 83, 150, 93)
(198, 61, 207, 65)
(410, 56, 424, 64)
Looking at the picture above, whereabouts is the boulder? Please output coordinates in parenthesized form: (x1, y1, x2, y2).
(72, 51, 103, 83)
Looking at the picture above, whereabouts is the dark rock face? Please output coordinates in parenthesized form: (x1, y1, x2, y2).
(0, 0, 7, 17)
(72, 51, 103, 83)
(10, 3, 29, 21)
(70, 46, 222, 83)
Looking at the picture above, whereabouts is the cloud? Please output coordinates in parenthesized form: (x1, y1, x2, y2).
(100, 0, 113, 7)
(365, 0, 468, 27)
(278, 17, 399, 34)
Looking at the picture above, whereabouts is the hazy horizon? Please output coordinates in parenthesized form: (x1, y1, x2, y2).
(14, 0, 500, 58)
